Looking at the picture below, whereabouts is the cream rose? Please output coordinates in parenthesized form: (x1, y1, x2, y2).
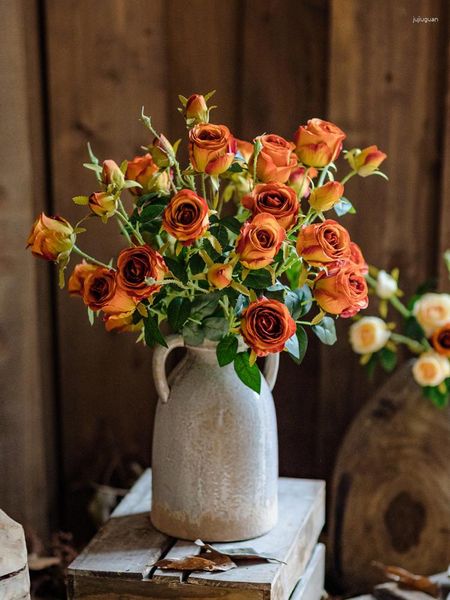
(412, 351, 450, 387)
(349, 316, 390, 354)
(375, 270, 398, 300)
(413, 293, 450, 337)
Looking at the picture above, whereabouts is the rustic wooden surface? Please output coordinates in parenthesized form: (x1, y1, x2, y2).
(290, 544, 325, 600)
(1, 0, 450, 548)
(69, 470, 325, 599)
(329, 362, 450, 593)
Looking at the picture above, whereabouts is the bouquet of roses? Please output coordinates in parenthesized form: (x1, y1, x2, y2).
(349, 253, 450, 407)
(27, 92, 387, 392)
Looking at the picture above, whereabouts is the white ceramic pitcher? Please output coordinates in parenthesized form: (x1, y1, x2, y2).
(151, 335, 279, 541)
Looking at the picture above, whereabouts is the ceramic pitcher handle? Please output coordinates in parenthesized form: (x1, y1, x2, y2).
(152, 335, 185, 403)
(263, 352, 279, 392)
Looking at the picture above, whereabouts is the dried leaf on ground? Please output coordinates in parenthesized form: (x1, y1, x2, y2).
(372, 562, 440, 598)
(155, 554, 236, 572)
(195, 539, 285, 564)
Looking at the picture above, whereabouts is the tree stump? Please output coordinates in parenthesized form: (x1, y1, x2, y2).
(0, 509, 30, 599)
(329, 362, 450, 594)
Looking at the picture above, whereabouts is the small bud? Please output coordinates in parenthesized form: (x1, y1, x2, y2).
(375, 270, 398, 299)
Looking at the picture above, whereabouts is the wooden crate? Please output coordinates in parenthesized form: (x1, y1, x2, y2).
(68, 470, 325, 599)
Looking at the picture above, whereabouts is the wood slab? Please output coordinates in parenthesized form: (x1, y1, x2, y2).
(290, 543, 325, 600)
(69, 469, 325, 599)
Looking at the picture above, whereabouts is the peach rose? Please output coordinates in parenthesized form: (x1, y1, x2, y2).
(296, 219, 351, 266)
(349, 316, 390, 354)
(242, 182, 300, 230)
(347, 145, 387, 177)
(162, 189, 209, 246)
(308, 181, 344, 212)
(294, 118, 346, 167)
(83, 267, 136, 315)
(236, 139, 254, 162)
(413, 293, 450, 337)
(117, 245, 167, 300)
(349, 242, 368, 274)
(241, 298, 296, 357)
(126, 153, 170, 195)
(236, 213, 286, 270)
(431, 323, 450, 357)
(88, 192, 117, 218)
(289, 166, 318, 197)
(189, 123, 237, 175)
(207, 263, 233, 290)
(412, 351, 450, 387)
(185, 94, 208, 124)
(250, 134, 297, 183)
(68, 262, 98, 296)
(313, 262, 368, 318)
(102, 160, 124, 188)
(27, 213, 75, 262)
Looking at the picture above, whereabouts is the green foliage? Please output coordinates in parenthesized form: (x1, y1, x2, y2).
(234, 352, 261, 394)
(312, 317, 337, 345)
(216, 335, 239, 367)
(167, 297, 191, 331)
(191, 291, 222, 320)
(203, 317, 229, 341)
(334, 197, 356, 216)
(144, 316, 167, 348)
(379, 347, 397, 373)
(244, 269, 273, 289)
(423, 383, 449, 408)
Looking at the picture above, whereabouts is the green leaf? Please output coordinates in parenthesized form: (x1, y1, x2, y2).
(203, 317, 229, 341)
(87, 307, 95, 326)
(227, 162, 244, 173)
(210, 224, 229, 248)
(144, 316, 168, 348)
(285, 333, 300, 361)
(404, 316, 425, 341)
(182, 321, 205, 346)
(189, 253, 205, 275)
(234, 352, 261, 394)
(164, 257, 188, 284)
(312, 316, 337, 345)
(191, 291, 222, 320)
(379, 347, 397, 373)
(296, 326, 308, 364)
(334, 197, 356, 216)
(285, 286, 312, 319)
(245, 269, 273, 289)
(423, 385, 449, 408)
(220, 216, 242, 235)
(216, 334, 239, 367)
(139, 203, 165, 222)
(234, 294, 249, 317)
(167, 297, 191, 332)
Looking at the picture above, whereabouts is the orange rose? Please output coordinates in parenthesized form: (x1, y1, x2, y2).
(162, 189, 209, 246)
(82, 267, 137, 315)
(236, 213, 285, 270)
(236, 139, 254, 162)
(241, 298, 296, 357)
(296, 219, 351, 266)
(125, 153, 170, 195)
(117, 245, 167, 300)
(68, 262, 98, 296)
(185, 94, 208, 124)
(431, 323, 450, 357)
(347, 145, 387, 177)
(349, 242, 368, 274)
(294, 118, 346, 167)
(88, 191, 117, 218)
(250, 134, 297, 183)
(289, 166, 318, 197)
(308, 181, 344, 212)
(189, 123, 237, 175)
(27, 213, 75, 262)
(242, 182, 300, 230)
(314, 262, 368, 318)
(207, 263, 233, 290)
(102, 160, 124, 188)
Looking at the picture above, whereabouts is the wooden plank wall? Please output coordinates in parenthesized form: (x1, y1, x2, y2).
(1, 0, 448, 537)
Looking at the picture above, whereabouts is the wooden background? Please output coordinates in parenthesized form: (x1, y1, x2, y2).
(1, 0, 449, 545)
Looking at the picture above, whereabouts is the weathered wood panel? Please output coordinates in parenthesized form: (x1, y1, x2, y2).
(438, 30, 450, 288)
(319, 0, 448, 480)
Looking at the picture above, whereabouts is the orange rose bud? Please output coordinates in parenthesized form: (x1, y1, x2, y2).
(242, 182, 300, 230)
(117, 245, 167, 300)
(88, 191, 117, 218)
(308, 181, 344, 212)
(207, 263, 233, 290)
(296, 219, 351, 266)
(431, 323, 450, 357)
(68, 261, 98, 296)
(294, 118, 346, 167)
(236, 213, 285, 270)
(236, 139, 254, 162)
(185, 94, 208, 124)
(349, 242, 368, 274)
(250, 134, 297, 184)
(162, 189, 209, 246)
(189, 123, 237, 175)
(149, 135, 172, 168)
(27, 213, 75, 262)
(125, 153, 170, 195)
(313, 262, 368, 318)
(102, 159, 124, 188)
(241, 298, 296, 357)
(289, 166, 318, 197)
(347, 145, 387, 177)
